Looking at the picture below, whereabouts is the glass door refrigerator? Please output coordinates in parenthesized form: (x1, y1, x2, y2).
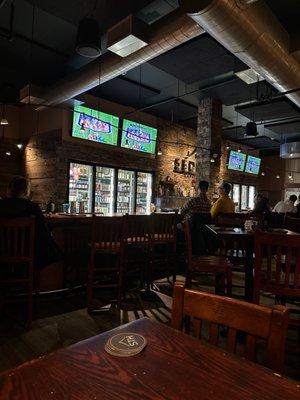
(136, 172, 152, 214)
(69, 162, 93, 213)
(94, 166, 115, 215)
(117, 169, 135, 214)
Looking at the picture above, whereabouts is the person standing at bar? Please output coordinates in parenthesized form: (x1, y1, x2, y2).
(211, 182, 235, 220)
(0, 176, 62, 269)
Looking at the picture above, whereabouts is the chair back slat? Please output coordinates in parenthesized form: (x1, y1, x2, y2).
(123, 215, 151, 245)
(91, 216, 124, 252)
(172, 283, 289, 372)
(226, 328, 237, 353)
(193, 318, 202, 339)
(245, 335, 256, 361)
(0, 218, 35, 261)
(151, 213, 176, 242)
(254, 232, 300, 300)
(209, 323, 219, 346)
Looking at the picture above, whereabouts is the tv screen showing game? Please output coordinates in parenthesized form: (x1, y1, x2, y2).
(121, 119, 157, 154)
(228, 150, 246, 172)
(245, 155, 261, 175)
(72, 105, 119, 146)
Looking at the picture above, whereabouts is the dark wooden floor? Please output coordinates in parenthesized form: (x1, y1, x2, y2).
(0, 274, 299, 381)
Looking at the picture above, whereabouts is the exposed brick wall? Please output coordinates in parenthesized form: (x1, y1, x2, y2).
(154, 120, 197, 197)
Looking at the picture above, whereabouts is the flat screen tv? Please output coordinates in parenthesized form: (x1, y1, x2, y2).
(72, 105, 119, 146)
(228, 150, 246, 172)
(121, 119, 157, 154)
(245, 155, 261, 175)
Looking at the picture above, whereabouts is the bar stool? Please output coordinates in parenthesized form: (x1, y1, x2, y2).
(0, 217, 35, 328)
(87, 216, 125, 311)
(123, 214, 151, 289)
(183, 220, 232, 295)
(148, 213, 177, 289)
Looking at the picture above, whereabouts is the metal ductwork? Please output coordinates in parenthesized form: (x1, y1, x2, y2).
(180, 0, 300, 108)
(26, 12, 203, 107)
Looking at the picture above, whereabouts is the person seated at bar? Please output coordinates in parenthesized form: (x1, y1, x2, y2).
(211, 182, 235, 220)
(0, 176, 62, 269)
(273, 194, 297, 213)
(253, 196, 271, 214)
(180, 180, 211, 222)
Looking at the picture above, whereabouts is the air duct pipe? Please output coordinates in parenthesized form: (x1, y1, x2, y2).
(27, 12, 203, 107)
(180, 0, 300, 108)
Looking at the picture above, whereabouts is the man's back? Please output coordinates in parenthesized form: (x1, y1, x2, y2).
(273, 200, 297, 213)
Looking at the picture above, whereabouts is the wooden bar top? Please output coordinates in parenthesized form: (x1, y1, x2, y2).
(0, 318, 299, 400)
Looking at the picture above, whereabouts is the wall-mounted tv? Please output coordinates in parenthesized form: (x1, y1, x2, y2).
(245, 155, 261, 175)
(228, 150, 246, 172)
(121, 119, 157, 154)
(72, 105, 119, 146)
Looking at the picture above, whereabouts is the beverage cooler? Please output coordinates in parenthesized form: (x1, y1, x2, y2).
(69, 162, 93, 213)
(68, 162, 153, 215)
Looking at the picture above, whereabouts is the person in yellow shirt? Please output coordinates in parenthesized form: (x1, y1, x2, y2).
(211, 182, 235, 220)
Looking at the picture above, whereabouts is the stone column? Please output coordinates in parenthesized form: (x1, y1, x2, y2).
(196, 98, 222, 199)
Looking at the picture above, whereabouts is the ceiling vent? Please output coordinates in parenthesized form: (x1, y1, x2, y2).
(107, 15, 148, 57)
(235, 68, 264, 85)
(280, 142, 300, 159)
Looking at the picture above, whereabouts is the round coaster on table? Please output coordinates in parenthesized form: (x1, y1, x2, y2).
(105, 332, 147, 357)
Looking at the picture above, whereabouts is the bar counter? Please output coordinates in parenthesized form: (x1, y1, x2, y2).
(42, 212, 177, 292)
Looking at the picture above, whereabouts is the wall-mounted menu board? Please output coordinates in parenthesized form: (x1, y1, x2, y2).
(121, 119, 157, 154)
(72, 105, 119, 146)
(228, 150, 247, 172)
(245, 155, 261, 175)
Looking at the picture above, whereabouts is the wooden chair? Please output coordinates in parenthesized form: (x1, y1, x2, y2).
(148, 213, 177, 289)
(87, 216, 125, 311)
(123, 215, 151, 288)
(253, 231, 300, 328)
(172, 282, 289, 373)
(215, 213, 248, 228)
(0, 217, 35, 328)
(183, 220, 232, 295)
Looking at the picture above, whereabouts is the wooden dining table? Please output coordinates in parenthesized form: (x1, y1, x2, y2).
(1, 318, 299, 400)
(205, 225, 300, 302)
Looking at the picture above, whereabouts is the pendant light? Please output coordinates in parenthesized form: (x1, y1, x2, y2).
(1, 104, 8, 125)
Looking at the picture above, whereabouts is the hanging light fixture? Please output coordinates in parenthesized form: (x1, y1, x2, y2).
(276, 174, 280, 179)
(288, 173, 293, 180)
(237, 148, 241, 153)
(124, 139, 129, 148)
(79, 123, 85, 133)
(1, 104, 8, 125)
(210, 157, 215, 163)
(76, 18, 101, 58)
(5, 151, 11, 156)
(157, 147, 162, 156)
(226, 145, 230, 150)
(261, 172, 265, 176)
(16, 143, 23, 149)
